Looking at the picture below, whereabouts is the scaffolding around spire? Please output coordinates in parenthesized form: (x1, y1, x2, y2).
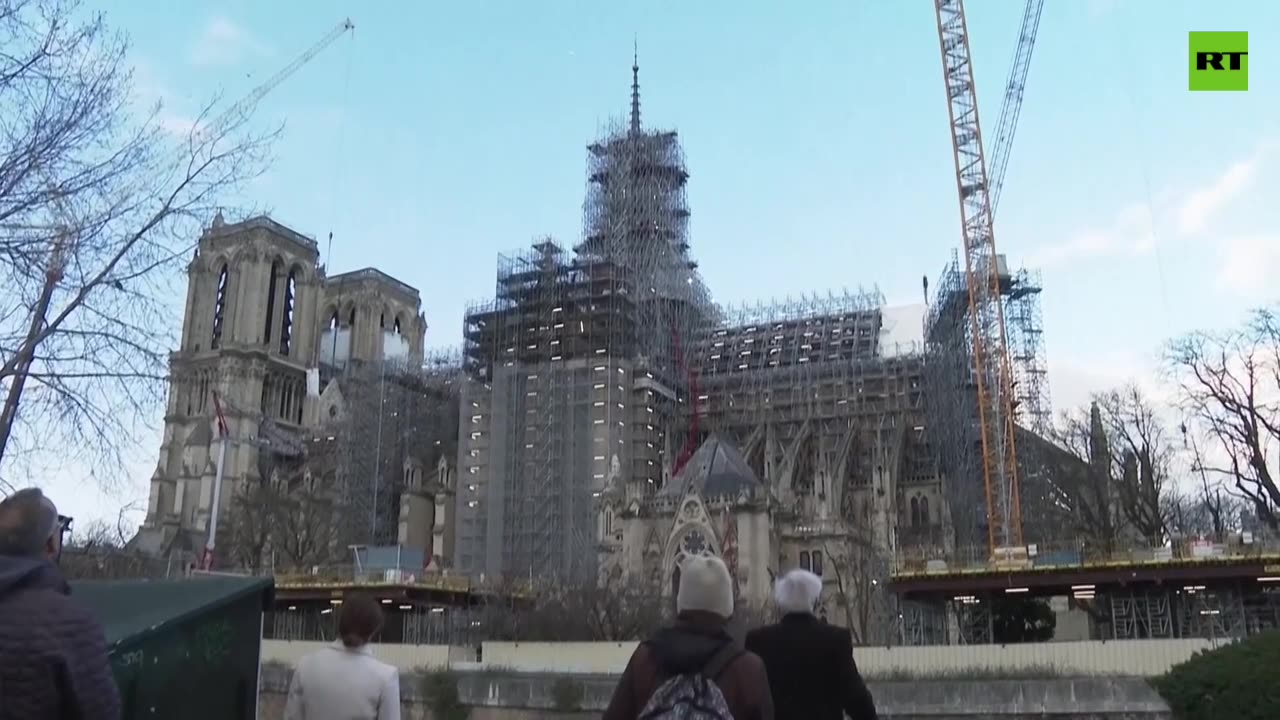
(630, 41, 642, 134)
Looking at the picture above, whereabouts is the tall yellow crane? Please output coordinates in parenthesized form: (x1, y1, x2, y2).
(931, 0, 1043, 556)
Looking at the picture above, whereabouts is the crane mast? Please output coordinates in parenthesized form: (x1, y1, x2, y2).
(932, 0, 1022, 554)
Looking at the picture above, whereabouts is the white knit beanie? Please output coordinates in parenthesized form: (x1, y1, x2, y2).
(676, 555, 735, 619)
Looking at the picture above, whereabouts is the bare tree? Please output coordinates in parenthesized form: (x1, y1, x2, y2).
(1095, 386, 1172, 543)
(222, 478, 277, 573)
(1167, 308, 1280, 530)
(500, 573, 666, 642)
(274, 477, 337, 570)
(0, 0, 276, 487)
(1165, 424, 1246, 539)
(823, 536, 892, 645)
(1046, 402, 1119, 550)
(60, 499, 164, 579)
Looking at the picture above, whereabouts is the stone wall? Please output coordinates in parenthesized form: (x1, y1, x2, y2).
(258, 665, 1172, 719)
(263, 636, 1223, 678)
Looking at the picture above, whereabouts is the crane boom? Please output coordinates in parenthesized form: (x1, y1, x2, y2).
(932, 0, 1022, 553)
(184, 19, 354, 153)
(987, 0, 1045, 216)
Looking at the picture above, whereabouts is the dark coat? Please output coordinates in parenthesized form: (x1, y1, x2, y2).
(0, 556, 121, 720)
(603, 612, 774, 720)
(745, 613, 877, 720)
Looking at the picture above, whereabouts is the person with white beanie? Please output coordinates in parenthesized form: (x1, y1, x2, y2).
(745, 569, 878, 720)
(604, 554, 773, 720)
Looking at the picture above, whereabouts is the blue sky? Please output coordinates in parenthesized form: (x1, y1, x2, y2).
(50, 1, 1280, 523)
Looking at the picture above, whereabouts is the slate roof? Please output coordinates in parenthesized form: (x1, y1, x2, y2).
(658, 435, 762, 499)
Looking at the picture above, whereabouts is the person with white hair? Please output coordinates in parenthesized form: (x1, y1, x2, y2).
(745, 568, 878, 720)
(0, 487, 120, 719)
(604, 554, 774, 720)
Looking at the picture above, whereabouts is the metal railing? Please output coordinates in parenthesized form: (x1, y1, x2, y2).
(893, 534, 1280, 576)
(259, 564, 534, 598)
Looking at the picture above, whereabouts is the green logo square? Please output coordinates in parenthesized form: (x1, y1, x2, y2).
(1189, 31, 1248, 91)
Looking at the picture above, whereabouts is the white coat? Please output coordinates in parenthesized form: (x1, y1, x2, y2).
(284, 641, 401, 720)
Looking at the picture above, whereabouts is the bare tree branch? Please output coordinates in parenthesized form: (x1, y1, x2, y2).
(1044, 402, 1119, 550)
(1167, 308, 1280, 531)
(1094, 385, 1172, 543)
(0, 0, 279, 485)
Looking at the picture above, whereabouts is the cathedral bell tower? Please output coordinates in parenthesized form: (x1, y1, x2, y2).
(136, 214, 322, 560)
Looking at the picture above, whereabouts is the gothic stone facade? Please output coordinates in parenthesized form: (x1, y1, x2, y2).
(132, 214, 447, 568)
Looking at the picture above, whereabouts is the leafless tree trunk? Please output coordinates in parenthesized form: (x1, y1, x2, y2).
(0, 0, 277, 489)
(1047, 402, 1119, 551)
(224, 479, 278, 573)
(1095, 386, 1172, 544)
(275, 479, 337, 570)
(823, 536, 891, 646)
(1167, 308, 1280, 530)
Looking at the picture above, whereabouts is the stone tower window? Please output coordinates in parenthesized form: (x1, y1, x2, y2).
(920, 496, 930, 526)
(279, 267, 298, 356)
(910, 497, 920, 527)
(211, 264, 229, 349)
(263, 259, 282, 347)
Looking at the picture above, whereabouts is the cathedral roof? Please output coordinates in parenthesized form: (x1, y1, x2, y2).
(658, 434, 761, 500)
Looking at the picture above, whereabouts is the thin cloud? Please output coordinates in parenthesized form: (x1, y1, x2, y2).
(1029, 140, 1273, 268)
(131, 59, 199, 137)
(189, 17, 270, 68)
(1177, 155, 1260, 236)
(1027, 202, 1154, 268)
(1214, 235, 1280, 300)
(131, 60, 201, 138)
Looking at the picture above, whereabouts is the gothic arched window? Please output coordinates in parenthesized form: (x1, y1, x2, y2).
(279, 266, 298, 356)
(799, 550, 811, 572)
(263, 259, 283, 347)
(920, 496, 930, 526)
(211, 264, 228, 349)
(910, 497, 921, 527)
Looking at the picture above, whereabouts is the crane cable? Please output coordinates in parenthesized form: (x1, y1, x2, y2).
(324, 26, 357, 372)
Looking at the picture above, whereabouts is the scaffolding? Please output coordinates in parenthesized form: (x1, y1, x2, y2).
(678, 290, 942, 554)
(924, 251, 1052, 552)
(1004, 268, 1051, 436)
(325, 350, 461, 552)
(454, 66, 715, 583)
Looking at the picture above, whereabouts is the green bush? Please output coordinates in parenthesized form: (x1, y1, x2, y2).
(1151, 630, 1280, 719)
(550, 676, 585, 712)
(420, 670, 469, 720)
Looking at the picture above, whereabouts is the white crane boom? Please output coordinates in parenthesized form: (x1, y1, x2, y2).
(182, 19, 355, 156)
(987, 0, 1045, 217)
